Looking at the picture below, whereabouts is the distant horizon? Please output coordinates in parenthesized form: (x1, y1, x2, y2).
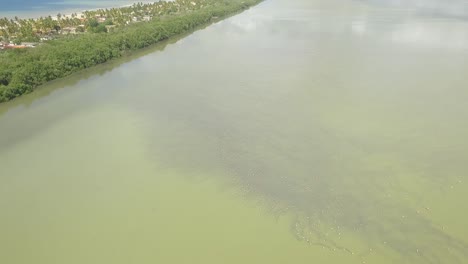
(0, 0, 159, 19)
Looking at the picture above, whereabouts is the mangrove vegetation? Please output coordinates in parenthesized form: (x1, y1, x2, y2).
(0, 0, 262, 102)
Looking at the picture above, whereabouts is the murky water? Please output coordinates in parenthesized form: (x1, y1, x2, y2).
(1, 0, 468, 263)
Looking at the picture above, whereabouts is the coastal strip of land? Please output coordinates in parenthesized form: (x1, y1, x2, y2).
(0, 0, 262, 103)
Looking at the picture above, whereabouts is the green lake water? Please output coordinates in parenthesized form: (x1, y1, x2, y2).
(1, 0, 468, 263)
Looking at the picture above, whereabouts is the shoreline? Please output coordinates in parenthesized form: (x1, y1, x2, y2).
(0, 0, 159, 19)
(0, 0, 263, 103)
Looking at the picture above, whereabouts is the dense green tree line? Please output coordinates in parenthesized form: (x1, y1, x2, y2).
(0, 0, 261, 102)
(0, 0, 212, 42)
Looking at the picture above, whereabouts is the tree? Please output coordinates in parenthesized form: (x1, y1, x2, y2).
(93, 24, 108, 33)
(0, 0, 262, 103)
(87, 18, 99, 28)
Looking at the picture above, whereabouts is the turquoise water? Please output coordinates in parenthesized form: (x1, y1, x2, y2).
(0, 0, 157, 18)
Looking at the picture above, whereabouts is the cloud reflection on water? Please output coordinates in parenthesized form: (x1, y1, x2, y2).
(352, 0, 468, 49)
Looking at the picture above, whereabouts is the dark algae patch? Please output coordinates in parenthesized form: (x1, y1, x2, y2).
(0, 0, 467, 263)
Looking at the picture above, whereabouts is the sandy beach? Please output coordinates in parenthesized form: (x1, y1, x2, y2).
(0, 0, 158, 19)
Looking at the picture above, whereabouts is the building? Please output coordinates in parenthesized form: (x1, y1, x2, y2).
(96, 16, 107, 23)
(62, 27, 77, 34)
(21, 42, 37, 47)
(40, 36, 53, 41)
(3, 44, 27, 49)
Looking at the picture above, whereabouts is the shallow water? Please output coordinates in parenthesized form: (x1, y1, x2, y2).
(1, 0, 468, 263)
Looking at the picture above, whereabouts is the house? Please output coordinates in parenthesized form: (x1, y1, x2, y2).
(21, 42, 37, 47)
(40, 36, 53, 41)
(96, 16, 107, 23)
(62, 27, 77, 34)
(76, 25, 85, 33)
(4, 44, 27, 49)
